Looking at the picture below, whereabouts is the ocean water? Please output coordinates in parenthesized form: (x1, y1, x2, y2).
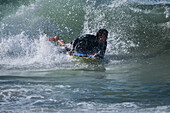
(0, 0, 170, 112)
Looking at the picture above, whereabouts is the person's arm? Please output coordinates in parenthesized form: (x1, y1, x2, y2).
(67, 37, 80, 55)
(92, 53, 104, 59)
(48, 35, 66, 46)
(93, 42, 107, 59)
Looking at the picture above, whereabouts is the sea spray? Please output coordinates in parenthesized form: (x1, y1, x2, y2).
(0, 0, 170, 66)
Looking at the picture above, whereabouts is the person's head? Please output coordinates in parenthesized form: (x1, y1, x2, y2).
(96, 29, 108, 43)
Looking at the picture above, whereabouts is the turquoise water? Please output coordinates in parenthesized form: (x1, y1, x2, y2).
(0, 0, 170, 112)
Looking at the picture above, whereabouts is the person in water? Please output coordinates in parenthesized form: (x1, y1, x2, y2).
(48, 29, 108, 59)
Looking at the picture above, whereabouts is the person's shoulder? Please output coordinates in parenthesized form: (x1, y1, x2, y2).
(79, 34, 96, 40)
(85, 34, 96, 38)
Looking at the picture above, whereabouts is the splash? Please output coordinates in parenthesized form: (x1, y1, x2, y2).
(0, 32, 73, 70)
(0, 0, 170, 70)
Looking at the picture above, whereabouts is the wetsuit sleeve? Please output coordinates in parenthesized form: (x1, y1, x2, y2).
(96, 42, 107, 59)
(71, 38, 79, 51)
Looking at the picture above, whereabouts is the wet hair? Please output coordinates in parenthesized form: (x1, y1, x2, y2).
(96, 29, 108, 39)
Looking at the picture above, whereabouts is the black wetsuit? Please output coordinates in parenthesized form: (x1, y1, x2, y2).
(71, 34, 107, 59)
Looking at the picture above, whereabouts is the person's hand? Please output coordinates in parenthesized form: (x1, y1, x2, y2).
(92, 54, 98, 58)
(68, 50, 74, 56)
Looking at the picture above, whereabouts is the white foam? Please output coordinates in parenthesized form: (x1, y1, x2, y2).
(0, 32, 75, 70)
(108, 0, 128, 8)
(59, 102, 170, 113)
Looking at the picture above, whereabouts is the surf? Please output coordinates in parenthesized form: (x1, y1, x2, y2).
(0, 0, 170, 69)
